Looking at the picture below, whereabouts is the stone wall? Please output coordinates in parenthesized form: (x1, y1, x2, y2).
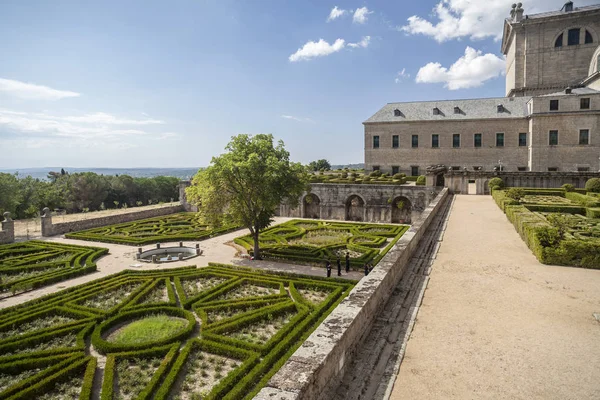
(0, 213, 14, 244)
(279, 183, 440, 224)
(40, 205, 184, 237)
(179, 181, 198, 212)
(254, 188, 449, 400)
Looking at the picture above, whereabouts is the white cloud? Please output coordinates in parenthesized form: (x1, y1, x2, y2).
(289, 38, 346, 62)
(281, 115, 314, 123)
(327, 6, 347, 22)
(60, 112, 163, 125)
(400, 0, 599, 43)
(0, 78, 80, 100)
(415, 47, 505, 90)
(348, 36, 371, 48)
(353, 7, 373, 24)
(394, 68, 410, 83)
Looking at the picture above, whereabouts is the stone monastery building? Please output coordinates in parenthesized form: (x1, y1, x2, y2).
(364, 1, 600, 175)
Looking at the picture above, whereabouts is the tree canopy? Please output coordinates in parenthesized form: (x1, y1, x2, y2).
(308, 159, 331, 171)
(186, 134, 308, 259)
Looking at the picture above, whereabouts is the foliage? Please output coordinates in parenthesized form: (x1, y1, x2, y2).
(307, 159, 331, 171)
(65, 212, 239, 245)
(416, 175, 426, 185)
(488, 177, 504, 189)
(0, 265, 355, 399)
(0, 241, 107, 298)
(234, 219, 409, 268)
(562, 183, 575, 192)
(585, 178, 600, 193)
(186, 134, 308, 259)
(0, 171, 180, 220)
(505, 188, 525, 201)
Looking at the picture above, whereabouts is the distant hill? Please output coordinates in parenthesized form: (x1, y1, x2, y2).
(330, 163, 364, 170)
(0, 167, 200, 181)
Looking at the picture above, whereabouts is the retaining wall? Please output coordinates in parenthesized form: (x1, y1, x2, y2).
(40, 205, 184, 237)
(254, 188, 449, 400)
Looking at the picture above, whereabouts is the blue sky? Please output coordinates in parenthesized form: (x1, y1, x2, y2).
(0, 0, 596, 168)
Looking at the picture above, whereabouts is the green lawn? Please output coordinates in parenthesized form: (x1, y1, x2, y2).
(108, 315, 188, 345)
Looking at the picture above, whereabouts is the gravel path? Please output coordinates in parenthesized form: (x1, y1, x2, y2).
(391, 195, 600, 400)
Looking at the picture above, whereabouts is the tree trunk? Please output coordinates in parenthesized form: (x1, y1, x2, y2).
(252, 230, 261, 260)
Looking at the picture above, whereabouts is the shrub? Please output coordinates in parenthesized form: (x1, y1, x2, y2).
(341, 172, 348, 178)
(369, 170, 382, 177)
(416, 175, 426, 186)
(562, 183, 575, 192)
(585, 178, 600, 193)
(505, 188, 525, 201)
(488, 177, 504, 189)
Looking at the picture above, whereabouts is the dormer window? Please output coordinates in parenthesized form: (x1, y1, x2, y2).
(433, 107, 440, 115)
(497, 104, 504, 113)
(564, 1, 573, 12)
(393, 109, 402, 117)
(555, 33, 563, 47)
(453, 106, 461, 114)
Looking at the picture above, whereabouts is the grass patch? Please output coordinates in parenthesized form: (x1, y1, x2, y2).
(108, 315, 188, 346)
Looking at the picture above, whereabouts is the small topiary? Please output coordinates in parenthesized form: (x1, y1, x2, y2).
(370, 170, 382, 177)
(393, 173, 403, 180)
(585, 178, 600, 193)
(506, 187, 525, 200)
(362, 176, 371, 182)
(416, 175, 426, 185)
(561, 183, 575, 192)
(488, 177, 504, 189)
(341, 172, 348, 178)
(490, 185, 501, 191)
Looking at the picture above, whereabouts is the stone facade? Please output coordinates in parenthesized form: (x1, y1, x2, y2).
(0, 213, 14, 244)
(40, 205, 184, 237)
(254, 188, 449, 400)
(278, 184, 441, 224)
(179, 180, 198, 212)
(364, 2, 600, 175)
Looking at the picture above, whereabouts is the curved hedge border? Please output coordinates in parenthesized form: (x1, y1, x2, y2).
(0, 264, 356, 399)
(65, 212, 240, 245)
(0, 241, 107, 298)
(234, 219, 409, 269)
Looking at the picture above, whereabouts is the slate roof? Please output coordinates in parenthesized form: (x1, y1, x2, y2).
(364, 97, 531, 124)
(524, 4, 600, 20)
(539, 87, 600, 96)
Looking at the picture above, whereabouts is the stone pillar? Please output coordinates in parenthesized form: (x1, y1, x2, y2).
(0, 212, 14, 244)
(40, 207, 53, 237)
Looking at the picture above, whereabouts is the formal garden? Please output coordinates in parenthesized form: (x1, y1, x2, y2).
(307, 170, 426, 186)
(64, 213, 239, 245)
(491, 177, 600, 269)
(234, 219, 409, 269)
(0, 264, 355, 399)
(0, 241, 107, 298)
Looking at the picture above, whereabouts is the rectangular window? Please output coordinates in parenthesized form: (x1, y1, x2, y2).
(373, 135, 379, 149)
(392, 135, 399, 148)
(578, 167, 590, 172)
(392, 166, 399, 175)
(518, 132, 527, 146)
(411, 166, 419, 176)
(412, 135, 419, 148)
(549, 100, 559, 111)
(431, 134, 439, 148)
(518, 167, 527, 171)
(496, 133, 504, 147)
(453, 134, 460, 148)
(451, 166, 460, 171)
(548, 167, 558, 172)
(568, 28, 580, 46)
(474, 133, 482, 148)
(372, 165, 380, 171)
(549, 130, 558, 145)
(580, 98, 590, 109)
(579, 129, 589, 145)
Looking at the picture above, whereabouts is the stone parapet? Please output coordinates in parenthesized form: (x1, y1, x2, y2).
(0, 212, 14, 244)
(254, 188, 449, 400)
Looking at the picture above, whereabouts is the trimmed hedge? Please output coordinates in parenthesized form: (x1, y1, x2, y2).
(0, 265, 355, 399)
(65, 212, 240, 245)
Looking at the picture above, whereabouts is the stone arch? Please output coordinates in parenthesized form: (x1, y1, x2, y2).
(303, 193, 320, 219)
(391, 196, 412, 224)
(345, 194, 365, 222)
(589, 44, 600, 75)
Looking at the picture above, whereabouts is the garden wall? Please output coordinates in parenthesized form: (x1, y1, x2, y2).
(279, 183, 440, 223)
(0, 213, 14, 244)
(254, 188, 449, 400)
(40, 205, 184, 237)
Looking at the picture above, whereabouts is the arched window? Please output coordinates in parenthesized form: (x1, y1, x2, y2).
(555, 33, 563, 48)
(568, 28, 580, 45)
(585, 30, 593, 44)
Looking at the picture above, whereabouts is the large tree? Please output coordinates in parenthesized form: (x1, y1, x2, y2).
(308, 159, 331, 171)
(186, 134, 308, 259)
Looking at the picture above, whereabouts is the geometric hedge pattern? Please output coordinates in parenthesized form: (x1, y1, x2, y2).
(0, 241, 107, 299)
(0, 264, 354, 400)
(64, 212, 240, 246)
(234, 219, 409, 269)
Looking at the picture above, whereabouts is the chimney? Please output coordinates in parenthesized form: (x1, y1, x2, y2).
(564, 1, 574, 12)
(514, 3, 524, 21)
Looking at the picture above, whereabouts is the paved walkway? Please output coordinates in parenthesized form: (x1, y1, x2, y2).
(0, 217, 362, 310)
(391, 195, 600, 400)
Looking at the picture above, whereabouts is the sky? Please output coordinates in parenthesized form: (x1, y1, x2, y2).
(0, 0, 597, 168)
